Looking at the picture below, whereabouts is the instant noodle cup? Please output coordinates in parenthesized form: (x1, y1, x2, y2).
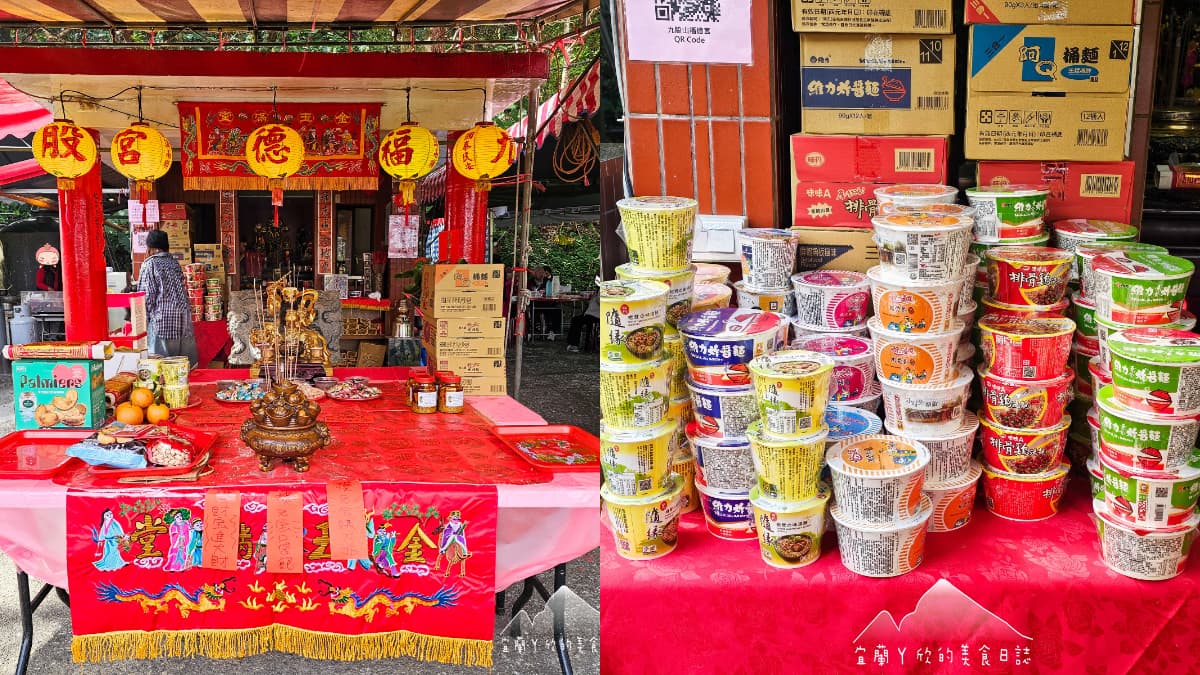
(924, 461, 982, 532)
(734, 280, 795, 317)
(602, 474, 685, 561)
(162, 385, 190, 409)
(871, 213, 973, 284)
(1052, 219, 1138, 281)
(1076, 241, 1168, 298)
(888, 203, 976, 220)
(868, 317, 963, 386)
(842, 380, 883, 413)
(980, 296, 1070, 319)
(790, 270, 871, 330)
(792, 334, 875, 402)
(868, 266, 963, 334)
(737, 229, 800, 291)
(686, 378, 760, 439)
(826, 434, 931, 524)
(1094, 314, 1136, 367)
(830, 495, 933, 578)
(678, 308, 787, 387)
(748, 350, 834, 438)
(825, 405, 883, 446)
(1095, 384, 1200, 472)
(959, 254, 980, 313)
(978, 314, 1074, 381)
(980, 416, 1070, 475)
(691, 282, 733, 312)
(694, 475, 756, 541)
(978, 368, 1074, 429)
(600, 356, 671, 430)
(600, 420, 675, 498)
(1088, 457, 1105, 500)
(1071, 291, 1097, 337)
(982, 462, 1069, 521)
(956, 342, 977, 371)
(874, 184, 959, 212)
(666, 396, 692, 462)
(1088, 356, 1112, 396)
(159, 357, 190, 386)
(887, 412, 980, 484)
(986, 246, 1072, 306)
(688, 425, 756, 490)
(965, 184, 1049, 242)
(1099, 454, 1200, 528)
(879, 368, 974, 436)
(750, 486, 828, 569)
(600, 279, 669, 365)
(615, 264, 694, 336)
(1073, 338, 1102, 393)
(789, 319, 869, 342)
(1092, 252, 1195, 327)
(956, 300, 977, 341)
(1107, 328, 1200, 416)
(693, 262, 731, 285)
(1094, 501, 1200, 581)
(616, 196, 696, 271)
(671, 454, 700, 514)
(746, 420, 828, 501)
(970, 233, 1051, 269)
(663, 334, 688, 400)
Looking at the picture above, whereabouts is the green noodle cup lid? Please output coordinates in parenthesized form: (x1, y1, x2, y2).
(601, 471, 684, 506)
(1076, 241, 1167, 258)
(748, 349, 835, 380)
(966, 184, 1050, 198)
(1092, 251, 1195, 281)
(599, 279, 671, 302)
(1052, 219, 1138, 240)
(1108, 328, 1200, 365)
(617, 196, 698, 212)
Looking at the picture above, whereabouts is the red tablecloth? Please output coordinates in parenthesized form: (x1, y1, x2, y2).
(600, 483, 1200, 674)
(192, 320, 232, 367)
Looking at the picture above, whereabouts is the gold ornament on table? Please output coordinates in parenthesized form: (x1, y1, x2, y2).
(249, 278, 333, 379)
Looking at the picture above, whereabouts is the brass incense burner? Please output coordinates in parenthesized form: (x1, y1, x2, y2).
(240, 379, 330, 472)
(249, 281, 333, 378)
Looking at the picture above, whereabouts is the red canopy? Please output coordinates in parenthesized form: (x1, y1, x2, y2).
(0, 78, 50, 188)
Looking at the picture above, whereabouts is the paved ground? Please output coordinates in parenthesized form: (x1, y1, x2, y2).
(0, 339, 599, 674)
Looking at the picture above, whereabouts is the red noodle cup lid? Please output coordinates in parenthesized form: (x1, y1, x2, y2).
(986, 245, 1073, 266)
(791, 269, 868, 289)
(981, 296, 1070, 317)
(978, 314, 1075, 339)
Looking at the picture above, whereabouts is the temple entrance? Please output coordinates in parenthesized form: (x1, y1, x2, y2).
(236, 193, 315, 288)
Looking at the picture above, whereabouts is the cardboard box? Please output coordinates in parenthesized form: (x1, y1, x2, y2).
(792, 182, 884, 226)
(422, 334, 506, 359)
(13, 359, 106, 430)
(422, 264, 504, 294)
(966, 0, 1137, 25)
(159, 203, 188, 221)
(419, 289, 504, 318)
(792, 135, 948, 186)
(792, 0, 952, 33)
(107, 292, 147, 335)
(969, 25, 1135, 94)
(1157, 164, 1200, 190)
(977, 160, 1136, 222)
(426, 317, 507, 341)
(790, 225, 879, 273)
(801, 34, 956, 136)
(424, 353, 507, 378)
(459, 376, 508, 396)
(193, 244, 225, 274)
(965, 93, 1128, 161)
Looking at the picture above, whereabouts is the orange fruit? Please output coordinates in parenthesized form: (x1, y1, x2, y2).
(115, 402, 144, 425)
(129, 388, 155, 409)
(146, 404, 171, 425)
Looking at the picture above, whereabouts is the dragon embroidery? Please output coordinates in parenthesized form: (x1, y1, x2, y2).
(95, 578, 234, 618)
(318, 580, 458, 622)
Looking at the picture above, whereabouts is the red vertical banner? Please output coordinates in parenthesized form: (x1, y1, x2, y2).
(316, 190, 335, 282)
(58, 127, 108, 342)
(266, 492, 304, 574)
(443, 130, 489, 264)
(201, 490, 241, 570)
(218, 190, 239, 291)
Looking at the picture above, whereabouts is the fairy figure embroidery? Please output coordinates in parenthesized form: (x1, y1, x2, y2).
(163, 508, 193, 572)
(434, 511, 471, 578)
(372, 523, 399, 577)
(347, 511, 375, 571)
(93, 509, 129, 572)
(253, 524, 269, 575)
(187, 519, 204, 568)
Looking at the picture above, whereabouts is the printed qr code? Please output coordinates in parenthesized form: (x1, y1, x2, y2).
(654, 0, 721, 22)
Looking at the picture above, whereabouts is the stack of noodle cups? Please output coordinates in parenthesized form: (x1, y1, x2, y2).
(866, 185, 982, 536)
(602, 195, 702, 561)
(677, 308, 788, 542)
(788, 270, 874, 371)
(1091, 323, 1200, 580)
(733, 228, 800, 321)
(744, 349, 835, 568)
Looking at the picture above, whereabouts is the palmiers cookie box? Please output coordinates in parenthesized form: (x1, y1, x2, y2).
(13, 359, 106, 431)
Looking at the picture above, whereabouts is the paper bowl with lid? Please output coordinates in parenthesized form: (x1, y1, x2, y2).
(602, 473, 685, 561)
(978, 314, 1075, 381)
(980, 416, 1071, 475)
(737, 228, 800, 291)
(600, 279, 669, 365)
(978, 367, 1074, 429)
(615, 263, 694, 335)
(750, 486, 829, 568)
(790, 318, 869, 342)
(872, 213, 973, 283)
(678, 308, 787, 387)
(734, 280, 795, 317)
(1099, 453, 1200, 528)
(868, 265, 963, 334)
(792, 333, 874, 402)
(887, 412, 979, 484)
(924, 462, 982, 532)
(746, 420, 828, 502)
(694, 474, 756, 541)
(1107, 327, 1200, 417)
(691, 282, 732, 312)
(868, 317, 963, 386)
(879, 368, 973, 436)
(1095, 384, 1200, 472)
(826, 434, 931, 524)
(986, 245, 1073, 306)
(874, 183, 959, 212)
(1051, 219, 1138, 281)
(616, 196, 696, 271)
(825, 405, 883, 447)
(790, 270, 871, 330)
(965, 184, 1049, 242)
(748, 349, 834, 438)
(688, 422, 756, 491)
(831, 495, 933, 578)
(599, 355, 671, 430)
(982, 462, 1070, 521)
(600, 420, 676, 498)
(888, 203, 976, 220)
(1094, 501, 1200, 581)
(692, 262, 731, 285)
(685, 377, 759, 439)
(1076, 241, 1168, 298)
(1092, 252, 1195, 326)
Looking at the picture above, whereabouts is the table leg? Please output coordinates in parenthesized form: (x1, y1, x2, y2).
(552, 563, 572, 675)
(508, 575, 550, 637)
(495, 589, 505, 615)
(15, 571, 55, 675)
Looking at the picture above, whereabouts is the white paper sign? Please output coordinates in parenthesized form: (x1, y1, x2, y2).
(132, 229, 149, 254)
(625, 0, 752, 64)
(128, 199, 160, 224)
(388, 214, 420, 259)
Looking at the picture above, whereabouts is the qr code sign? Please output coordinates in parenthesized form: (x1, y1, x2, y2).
(654, 0, 722, 22)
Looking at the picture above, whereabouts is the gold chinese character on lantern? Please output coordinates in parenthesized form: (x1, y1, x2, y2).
(32, 119, 98, 189)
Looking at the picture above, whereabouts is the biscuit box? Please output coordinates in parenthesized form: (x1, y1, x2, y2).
(13, 359, 106, 431)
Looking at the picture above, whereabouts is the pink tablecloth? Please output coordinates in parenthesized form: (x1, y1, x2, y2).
(601, 484, 1200, 674)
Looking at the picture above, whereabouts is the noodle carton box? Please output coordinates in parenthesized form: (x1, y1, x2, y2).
(792, 0, 952, 33)
(422, 334, 505, 359)
(459, 376, 508, 396)
(964, 93, 1128, 161)
(790, 225, 879, 273)
(800, 34, 956, 136)
(422, 264, 504, 294)
(792, 182, 883, 226)
(966, 0, 1137, 25)
(419, 289, 504, 318)
(424, 353, 507, 379)
(13, 359, 106, 431)
(791, 135, 949, 184)
(968, 25, 1135, 94)
(976, 160, 1136, 222)
(426, 317, 507, 341)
